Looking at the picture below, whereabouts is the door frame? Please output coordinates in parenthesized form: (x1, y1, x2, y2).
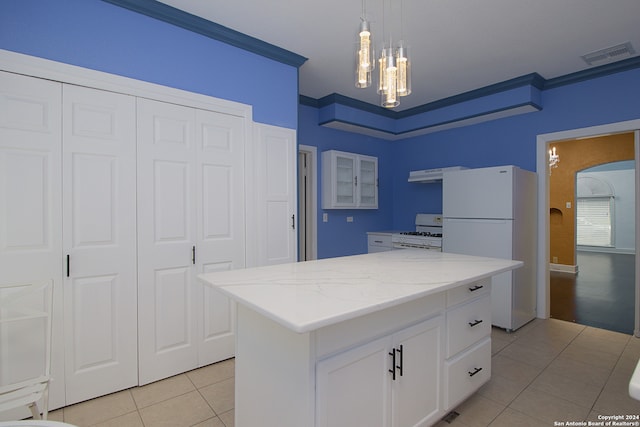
(298, 144, 318, 260)
(536, 119, 640, 336)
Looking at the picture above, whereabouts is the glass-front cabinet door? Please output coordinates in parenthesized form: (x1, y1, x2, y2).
(335, 154, 356, 205)
(358, 156, 378, 208)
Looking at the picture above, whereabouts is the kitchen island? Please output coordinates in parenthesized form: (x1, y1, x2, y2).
(199, 249, 522, 427)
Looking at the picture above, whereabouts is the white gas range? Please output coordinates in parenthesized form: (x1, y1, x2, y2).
(391, 213, 443, 251)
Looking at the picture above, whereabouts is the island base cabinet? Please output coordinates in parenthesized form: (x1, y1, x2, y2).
(316, 316, 444, 427)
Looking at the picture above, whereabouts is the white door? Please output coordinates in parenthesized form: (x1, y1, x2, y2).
(195, 109, 245, 365)
(391, 317, 443, 427)
(0, 71, 65, 409)
(137, 98, 198, 384)
(253, 124, 297, 266)
(316, 336, 391, 427)
(62, 84, 138, 403)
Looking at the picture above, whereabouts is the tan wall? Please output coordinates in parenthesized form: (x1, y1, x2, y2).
(549, 132, 634, 266)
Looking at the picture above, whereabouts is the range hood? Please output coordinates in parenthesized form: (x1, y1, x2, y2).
(408, 166, 467, 183)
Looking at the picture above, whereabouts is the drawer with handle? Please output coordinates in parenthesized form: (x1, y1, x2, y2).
(446, 278, 490, 307)
(444, 337, 491, 410)
(446, 293, 491, 357)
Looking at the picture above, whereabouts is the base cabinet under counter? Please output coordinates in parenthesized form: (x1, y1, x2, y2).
(316, 316, 443, 427)
(233, 280, 492, 427)
(199, 250, 522, 427)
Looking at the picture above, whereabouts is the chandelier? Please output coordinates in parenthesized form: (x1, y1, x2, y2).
(355, 0, 411, 108)
(548, 146, 559, 173)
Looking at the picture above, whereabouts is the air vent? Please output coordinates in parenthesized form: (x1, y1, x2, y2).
(581, 42, 636, 66)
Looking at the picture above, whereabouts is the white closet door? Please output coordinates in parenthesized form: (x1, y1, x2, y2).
(137, 98, 198, 385)
(195, 110, 244, 365)
(62, 84, 138, 404)
(253, 124, 297, 266)
(0, 71, 65, 410)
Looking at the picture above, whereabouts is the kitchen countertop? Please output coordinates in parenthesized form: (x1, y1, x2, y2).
(198, 249, 522, 333)
(366, 230, 401, 235)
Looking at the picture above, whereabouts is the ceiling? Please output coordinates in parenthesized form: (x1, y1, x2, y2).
(156, 0, 640, 112)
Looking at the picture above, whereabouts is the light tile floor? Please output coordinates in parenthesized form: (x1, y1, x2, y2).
(45, 318, 640, 427)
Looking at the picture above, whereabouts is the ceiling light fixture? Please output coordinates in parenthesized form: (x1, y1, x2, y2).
(548, 146, 559, 174)
(356, 0, 411, 108)
(356, 1, 374, 88)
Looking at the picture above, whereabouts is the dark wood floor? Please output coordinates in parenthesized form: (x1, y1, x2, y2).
(550, 251, 636, 334)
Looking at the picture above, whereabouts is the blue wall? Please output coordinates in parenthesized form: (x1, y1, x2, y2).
(3, 0, 640, 260)
(302, 67, 640, 258)
(0, 0, 299, 129)
(299, 105, 393, 258)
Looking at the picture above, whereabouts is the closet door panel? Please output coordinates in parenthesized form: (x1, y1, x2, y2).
(0, 71, 65, 410)
(62, 84, 137, 404)
(195, 110, 245, 365)
(253, 124, 297, 266)
(137, 98, 198, 385)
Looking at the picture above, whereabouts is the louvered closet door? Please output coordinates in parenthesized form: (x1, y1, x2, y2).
(195, 109, 245, 365)
(0, 71, 65, 410)
(62, 85, 138, 404)
(137, 98, 198, 385)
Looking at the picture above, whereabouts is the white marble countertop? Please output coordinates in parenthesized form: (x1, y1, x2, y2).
(198, 249, 522, 333)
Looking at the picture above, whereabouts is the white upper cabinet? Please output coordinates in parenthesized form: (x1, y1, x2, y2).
(322, 150, 378, 209)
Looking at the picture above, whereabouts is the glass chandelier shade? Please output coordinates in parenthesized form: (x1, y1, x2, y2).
(395, 43, 411, 96)
(380, 48, 399, 108)
(355, 20, 374, 88)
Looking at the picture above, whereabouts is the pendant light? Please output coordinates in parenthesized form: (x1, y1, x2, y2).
(396, 42, 411, 96)
(355, 1, 374, 88)
(356, 0, 411, 108)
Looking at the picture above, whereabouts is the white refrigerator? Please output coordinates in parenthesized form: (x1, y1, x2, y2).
(442, 165, 537, 331)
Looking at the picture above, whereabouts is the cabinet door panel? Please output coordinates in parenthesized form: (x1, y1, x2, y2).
(62, 84, 137, 404)
(0, 71, 65, 410)
(195, 110, 244, 365)
(316, 336, 390, 427)
(137, 98, 197, 385)
(392, 316, 443, 427)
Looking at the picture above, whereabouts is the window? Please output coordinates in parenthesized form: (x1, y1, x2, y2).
(576, 197, 613, 247)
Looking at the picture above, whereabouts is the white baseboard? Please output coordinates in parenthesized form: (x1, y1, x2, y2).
(550, 263, 578, 274)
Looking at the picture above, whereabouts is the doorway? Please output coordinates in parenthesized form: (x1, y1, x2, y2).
(536, 121, 640, 337)
(298, 145, 318, 261)
(548, 136, 635, 334)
